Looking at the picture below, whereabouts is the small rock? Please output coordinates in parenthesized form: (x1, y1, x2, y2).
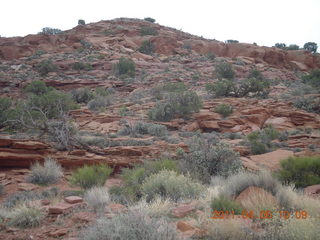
(49, 228, 68, 237)
(171, 203, 196, 218)
(64, 196, 83, 204)
(49, 203, 73, 214)
(41, 199, 50, 206)
(18, 183, 37, 191)
(72, 212, 95, 224)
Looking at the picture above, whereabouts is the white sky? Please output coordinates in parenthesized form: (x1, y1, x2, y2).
(1, 0, 319, 48)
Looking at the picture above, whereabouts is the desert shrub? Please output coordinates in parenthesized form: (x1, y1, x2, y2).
(73, 61, 92, 71)
(214, 103, 233, 117)
(151, 82, 187, 100)
(36, 59, 57, 76)
(0, 184, 4, 195)
(24, 80, 53, 95)
(87, 96, 112, 112)
(118, 121, 167, 137)
(142, 170, 204, 202)
(113, 57, 135, 78)
(9, 205, 45, 228)
(303, 42, 318, 53)
(78, 19, 85, 25)
(246, 125, 279, 154)
(0, 97, 12, 127)
(81, 210, 179, 240)
(48, 119, 77, 150)
(211, 194, 243, 214)
(95, 87, 114, 97)
(70, 164, 113, 189)
(84, 187, 110, 214)
(39, 27, 62, 35)
(183, 135, 241, 183)
(138, 40, 154, 55)
(215, 62, 235, 80)
(302, 69, 320, 88)
(293, 96, 320, 113)
(111, 159, 178, 203)
(148, 91, 202, 121)
(205, 80, 236, 97)
(79, 134, 110, 148)
(140, 26, 158, 36)
(274, 43, 287, 49)
(144, 17, 156, 23)
(27, 158, 63, 185)
(286, 44, 300, 50)
(248, 68, 263, 80)
(70, 87, 94, 104)
(222, 171, 280, 198)
(225, 39, 239, 44)
(237, 77, 270, 97)
(277, 156, 320, 188)
(206, 52, 216, 60)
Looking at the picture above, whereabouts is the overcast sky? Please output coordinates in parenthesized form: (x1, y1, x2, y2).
(1, 0, 319, 48)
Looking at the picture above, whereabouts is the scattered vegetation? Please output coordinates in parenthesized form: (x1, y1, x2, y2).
(142, 170, 204, 202)
(70, 164, 112, 189)
(72, 61, 93, 71)
(113, 57, 135, 78)
(215, 62, 235, 80)
(70, 87, 94, 104)
(138, 40, 155, 55)
(81, 210, 179, 240)
(8, 205, 45, 228)
(277, 156, 320, 188)
(246, 125, 279, 154)
(118, 121, 167, 137)
(214, 103, 233, 117)
(84, 187, 110, 214)
(140, 26, 158, 36)
(225, 40, 239, 44)
(39, 27, 62, 35)
(148, 90, 202, 121)
(211, 194, 243, 214)
(36, 59, 58, 76)
(87, 96, 112, 112)
(109, 158, 178, 203)
(27, 158, 63, 185)
(151, 82, 188, 100)
(302, 69, 320, 88)
(144, 17, 156, 23)
(182, 134, 241, 183)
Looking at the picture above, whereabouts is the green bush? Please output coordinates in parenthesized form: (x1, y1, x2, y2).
(274, 43, 287, 49)
(70, 87, 94, 104)
(70, 164, 113, 189)
(72, 61, 92, 71)
(206, 52, 216, 60)
(87, 96, 112, 112)
(81, 210, 179, 240)
(113, 57, 135, 78)
(293, 96, 320, 113)
(24, 80, 53, 95)
(211, 194, 243, 214)
(118, 121, 167, 137)
(246, 125, 279, 154)
(9, 205, 45, 228)
(27, 158, 63, 185)
(248, 68, 263, 80)
(151, 82, 188, 100)
(39, 27, 62, 35)
(0, 97, 12, 127)
(110, 159, 178, 203)
(215, 62, 235, 80)
(302, 69, 320, 88)
(78, 19, 85, 25)
(36, 60, 58, 76)
(286, 44, 300, 50)
(237, 77, 270, 97)
(0, 184, 4, 196)
(278, 156, 320, 188)
(183, 135, 241, 183)
(140, 26, 158, 36)
(142, 170, 204, 202)
(214, 103, 233, 117)
(206, 80, 236, 97)
(303, 42, 318, 53)
(225, 39, 239, 44)
(148, 91, 202, 121)
(144, 17, 156, 23)
(138, 40, 155, 55)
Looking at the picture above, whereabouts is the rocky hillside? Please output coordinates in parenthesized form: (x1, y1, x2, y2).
(0, 18, 319, 240)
